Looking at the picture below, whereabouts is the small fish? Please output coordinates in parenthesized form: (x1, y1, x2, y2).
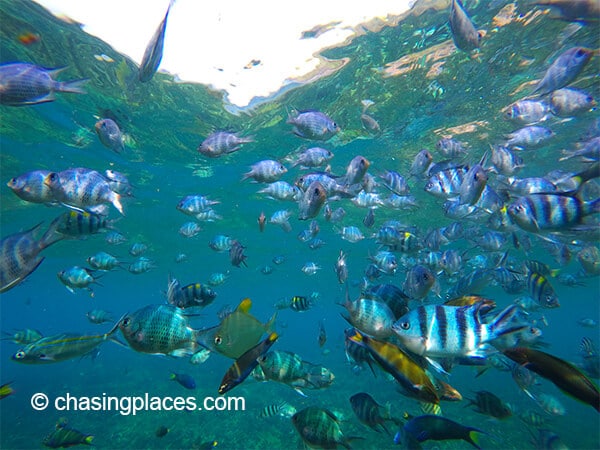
(0, 63, 86, 106)
(218, 332, 278, 394)
(138, 0, 174, 82)
(0, 382, 14, 400)
(504, 99, 550, 124)
(177, 195, 219, 217)
(1, 220, 64, 293)
(57, 266, 101, 294)
(179, 221, 202, 238)
(258, 212, 266, 232)
(466, 390, 512, 419)
(198, 131, 253, 158)
(287, 110, 339, 141)
(128, 257, 155, 274)
(290, 147, 334, 168)
(403, 265, 435, 300)
(350, 392, 400, 435)
(13, 323, 120, 364)
(449, 0, 482, 52)
(55, 211, 112, 237)
(533, 47, 593, 95)
(87, 251, 123, 271)
(242, 160, 287, 183)
(2, 328, 43, 345)
(410, 149, 433, 178)
(292, 407, 361, 449)
(259, 401, 297, 419)
(290, 295, 312, 312)
(86, 309, 113, 324)
(318, 320, 327, 348)
(17, 32, 40, 45)
(527, 271, 560, 308)
(190, 348, 211, 365)
(301, 262, 321, 276)
(7, 170, 55, 204)
(298, 181, 327, 220)
(550, 88, 596, 116)
(170, 372, 196, 389)
(397, 415, 484, 449)
(229, 241, 248, 267)
(43, 426, 93, 448)
(335, 250, 348, 284)
(95, 118, 124, 153)
(155, 426, 169, 438)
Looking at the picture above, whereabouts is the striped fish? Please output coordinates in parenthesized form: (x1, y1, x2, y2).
(44, 168, 124, 215)
(259, 401, 297, 419)
(391, 304, 526, 359)
(424, 166, 468, 199)
(507, 193, 599, 232)
(527, 271, 560, 308)
(340, 293, 395, 339)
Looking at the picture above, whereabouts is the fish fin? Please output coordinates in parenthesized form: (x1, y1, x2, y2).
(293, 387, 308, 397)
(110, 192, 125, 215)
(426, 357, 451, 376)
(236, 298, 252, 313)
(265, 312, 277, 333)
(488, 304, 528, 341)
(467, 430, 482, 449)
(58, 78, 88, 94)
(66, 286, 75, 294)
(84, 435, 94, 445)
(169, 348, 194, 358)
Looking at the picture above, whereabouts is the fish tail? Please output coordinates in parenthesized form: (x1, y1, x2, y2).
(466, 430, 482, 449)
(41, 216, 66, 249)
(488, 304, 527, 339)
(111, 191, 125, 215)
(266, 312, 277, 333)
(587, 198, 600, 215)
(58, 78, 88, 95)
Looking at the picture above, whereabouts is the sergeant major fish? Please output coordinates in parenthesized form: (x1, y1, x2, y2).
(1, 219, 63, 293)
(287, 110, 339, 141)
(138, 0, 175, 82)
(0, 63, 86, 106)
(44, 168, 124, 215)
(198, 131, 254, 158)
(95, 118, 124, 153)
(449, 0, 482, 52)
(392, 303, 526, 361)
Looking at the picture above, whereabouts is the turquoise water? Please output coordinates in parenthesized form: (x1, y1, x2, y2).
(1, 0, 599, 448)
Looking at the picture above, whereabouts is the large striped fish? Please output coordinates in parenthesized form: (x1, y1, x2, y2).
(507, 193, 599, 232)
(391, 304, 526, 360)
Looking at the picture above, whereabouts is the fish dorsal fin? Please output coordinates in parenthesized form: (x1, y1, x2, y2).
(236, 298, 252, 313)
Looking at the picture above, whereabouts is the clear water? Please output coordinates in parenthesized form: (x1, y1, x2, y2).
(1, 1, 599, 449)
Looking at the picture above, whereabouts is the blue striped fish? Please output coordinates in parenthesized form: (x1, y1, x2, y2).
(507, 193, 599, 232)
(391, 304, 526, 359)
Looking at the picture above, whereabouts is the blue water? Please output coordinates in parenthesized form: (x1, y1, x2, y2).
(1, 1, 599, 449)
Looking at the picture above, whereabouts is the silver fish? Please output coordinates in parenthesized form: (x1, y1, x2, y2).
(0, 63, 86, 106)
(138, 0, 175, 82)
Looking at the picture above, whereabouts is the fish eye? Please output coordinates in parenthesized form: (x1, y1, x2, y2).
(399, 322, 410, 330)
(214, 336, 222, 345)
(14, 351, 25, 359)
(575, 48, 586, 57)
(39, 353, 46, 359)
(122, 318, 130, 327)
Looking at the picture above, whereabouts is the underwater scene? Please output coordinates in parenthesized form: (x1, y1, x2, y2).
(1, 0, 599, 448)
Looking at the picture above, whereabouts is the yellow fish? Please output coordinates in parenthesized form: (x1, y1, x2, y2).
(197, 299, 276, 359)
